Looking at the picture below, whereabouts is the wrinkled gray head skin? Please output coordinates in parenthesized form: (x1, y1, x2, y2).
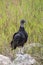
(20, 20, 26, 27)
(21, 20, 26, 24)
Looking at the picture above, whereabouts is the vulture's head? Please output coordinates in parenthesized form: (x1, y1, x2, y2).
(20, 20, 26, 27)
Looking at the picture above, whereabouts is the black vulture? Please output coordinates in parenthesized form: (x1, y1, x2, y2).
(10, 20, 28, 50)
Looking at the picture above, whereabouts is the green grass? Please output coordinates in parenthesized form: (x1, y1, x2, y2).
(0, 0, 43, 47)
(0, 0, 43, 64)
(0, 0, 43, 57)
(0, 0, 43, 43)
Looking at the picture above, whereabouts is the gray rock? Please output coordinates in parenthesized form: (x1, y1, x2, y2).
(12, 53, 36, 65)
(0, 54, 11, 65)
(0, 54, 36, 65)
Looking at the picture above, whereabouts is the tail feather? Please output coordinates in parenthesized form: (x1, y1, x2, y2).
(11, 40, 16, 49)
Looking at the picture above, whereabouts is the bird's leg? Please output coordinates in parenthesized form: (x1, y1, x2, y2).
(18, 47, 21, 54)
(17, 47, 22, 54)
(16, 47, 21, 54)
(17, 47, 24, 54)
(19, 47, 24, 54)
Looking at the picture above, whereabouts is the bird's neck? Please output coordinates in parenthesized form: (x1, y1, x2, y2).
(20, 23, 24, 27)
(19, 26, 24, 31)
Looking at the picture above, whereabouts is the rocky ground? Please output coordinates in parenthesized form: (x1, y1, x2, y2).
(0, 53, 37, 65)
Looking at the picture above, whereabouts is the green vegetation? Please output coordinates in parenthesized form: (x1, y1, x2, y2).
(0, 0, 43, 64)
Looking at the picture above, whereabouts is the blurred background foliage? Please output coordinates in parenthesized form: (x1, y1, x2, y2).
(0, 0, 43, 64)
